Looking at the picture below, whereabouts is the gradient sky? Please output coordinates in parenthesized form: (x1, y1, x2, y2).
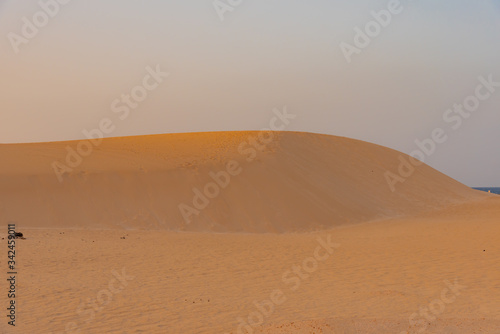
(1, 0, 499, 186)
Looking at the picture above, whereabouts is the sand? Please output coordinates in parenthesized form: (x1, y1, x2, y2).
(0, 132, 487, 231)
(0, 131, 498, 333)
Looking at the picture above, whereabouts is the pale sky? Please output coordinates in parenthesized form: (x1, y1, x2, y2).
(1, 0, 499, 186)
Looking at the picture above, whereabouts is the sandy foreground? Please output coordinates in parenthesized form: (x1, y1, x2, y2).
(1, 196, 499, 334)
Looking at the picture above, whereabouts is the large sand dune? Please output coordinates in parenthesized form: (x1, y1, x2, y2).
(0, 131, 487, 232)
(1, 131, 498, 334)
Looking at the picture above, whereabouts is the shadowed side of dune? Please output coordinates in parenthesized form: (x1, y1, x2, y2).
(0, 131, 487, 232)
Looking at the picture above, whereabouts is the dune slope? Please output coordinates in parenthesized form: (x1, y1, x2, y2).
(0, 131, 487, 232)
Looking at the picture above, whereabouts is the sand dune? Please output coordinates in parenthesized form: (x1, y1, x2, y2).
(1, 131, 498, 334)
(0, 131, 488, 232)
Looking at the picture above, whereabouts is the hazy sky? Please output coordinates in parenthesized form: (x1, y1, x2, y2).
(1, 0, 499, 186)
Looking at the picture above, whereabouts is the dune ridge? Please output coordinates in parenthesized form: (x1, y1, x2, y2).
(0, 131, 487, 232)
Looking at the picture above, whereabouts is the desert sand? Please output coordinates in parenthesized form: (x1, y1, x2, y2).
(0, 131, 498, 334)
